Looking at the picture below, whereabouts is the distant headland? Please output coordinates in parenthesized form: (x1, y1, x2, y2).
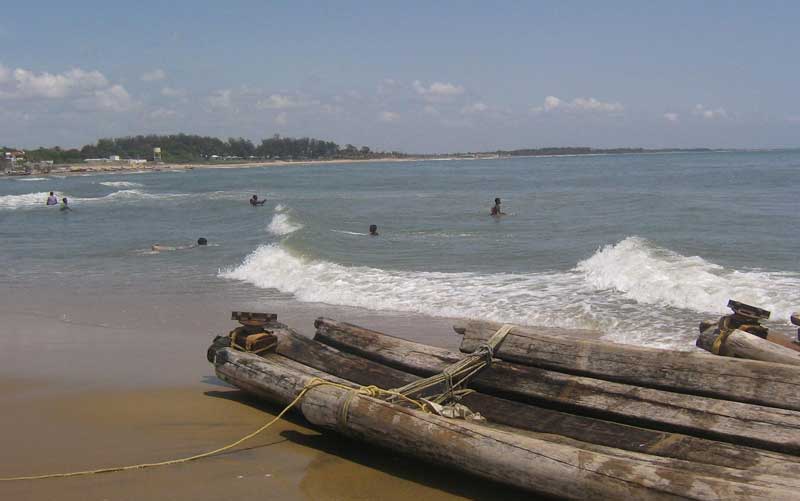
(1, 133, 717, 176)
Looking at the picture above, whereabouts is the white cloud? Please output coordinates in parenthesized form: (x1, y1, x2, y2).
(379, 111, 399, 122)
(0, 63, 135, 113)
(461, 102, 489, 114)
(694, 104, 727, 119)
(206, 89, 232, 109)
(91, 84, 134, 112)
(275, 112, 288, 125)
(664, 112, 679, 122)
(160, 86, 186, 98)
(0, 66, 109, 99)
(140, 69, 166, 82)
(535, 95, 623, 114)
(149, 107, 177, 119)
(256, 93, 315, 110)
(412, 80, 465, 102)
(423, 105, 440, 116)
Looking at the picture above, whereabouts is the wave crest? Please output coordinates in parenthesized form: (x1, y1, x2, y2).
(577, 236, 800, 321)
(267, 212, 303, 236)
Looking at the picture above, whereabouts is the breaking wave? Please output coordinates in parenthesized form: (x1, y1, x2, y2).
(220, 237, 800, 349)
(14, 177, 48, 182)
(0, 192, 53, 209)
(98, 181, 143, 188)
(577, 236, 800, 321)
(267, 212, 303, 236)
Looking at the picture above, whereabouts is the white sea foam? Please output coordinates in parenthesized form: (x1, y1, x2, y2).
(0, 192, 52, 209)
(267, 212, 303, 236)
(99, 181, 143, 188)
(220, 243, 595, 330)
(577, 236, 800, 321)
(331, 229, 368, 236)
(15, 177, 48, 182)
(274, 203, 287, 212)
(0, 189, 191, 209)
(220, 237, 800, 350)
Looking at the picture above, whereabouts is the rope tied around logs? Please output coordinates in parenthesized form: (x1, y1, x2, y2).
(1, 324, 514, 482)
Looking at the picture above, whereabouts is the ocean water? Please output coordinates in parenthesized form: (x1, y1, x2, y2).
(1, 151, 798, 350)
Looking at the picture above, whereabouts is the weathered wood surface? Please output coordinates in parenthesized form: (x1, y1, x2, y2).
(698, 320, 800, 353)
(455, 319, 800, 411)
(315, 318, 800, 455)
(697, 327, 800, 366)
(271, 328, 800, 476)
(214, 348, 796, 499)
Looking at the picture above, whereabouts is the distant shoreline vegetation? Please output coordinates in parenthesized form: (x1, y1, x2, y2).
(2, 133, 718, 165)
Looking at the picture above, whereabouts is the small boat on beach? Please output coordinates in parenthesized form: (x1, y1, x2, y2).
(207, 310, 800, 500)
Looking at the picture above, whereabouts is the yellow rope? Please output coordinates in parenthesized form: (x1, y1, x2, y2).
(0, 324, 511, 483)
(0, 377, 376, 482)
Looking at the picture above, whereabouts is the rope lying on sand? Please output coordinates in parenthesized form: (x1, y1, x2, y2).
(0, 324, 513, 482)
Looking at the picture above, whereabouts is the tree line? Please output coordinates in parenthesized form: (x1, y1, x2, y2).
(3, 134, 403, 164)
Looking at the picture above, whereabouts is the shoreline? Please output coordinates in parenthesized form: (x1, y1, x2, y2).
(2, 147, 731, 179)
(0, 288, 530, 500)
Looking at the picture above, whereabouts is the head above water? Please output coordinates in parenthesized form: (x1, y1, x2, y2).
(197, 237, 208, 246)
(251, 195, 258, 200)
(369, 224, 378, 235)
(495, 197, 501, 205)
(62, 197, 68, 203)
(49, 191, 54, 196)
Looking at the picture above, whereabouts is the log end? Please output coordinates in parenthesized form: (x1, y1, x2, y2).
(452, 321, 467, 335)
(791, 312, 800, 327)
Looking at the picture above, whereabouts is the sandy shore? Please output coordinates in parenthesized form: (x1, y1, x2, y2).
(11, 155, 466, 179)
(0, 290, 527, 500)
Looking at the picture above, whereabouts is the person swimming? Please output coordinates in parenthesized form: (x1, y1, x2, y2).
(46, 192, 58, 205)
(60, 197, 71, 211)
(490, 197, 506, 217)
(151, 237, 208, 252)
(369, 224, 379, 236)
(250, 195, 266, 206)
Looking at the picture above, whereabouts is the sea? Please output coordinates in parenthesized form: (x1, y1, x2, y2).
(1, 151, 798, 350)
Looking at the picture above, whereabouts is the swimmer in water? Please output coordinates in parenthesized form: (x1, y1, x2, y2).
(250, 195, 266, 206)
(490, 197, 506, 217)
(46, 192, 58, 205)
(151, 237, 208, 252)
(60, 197, 71, 211)
(369, 224, 379, 236)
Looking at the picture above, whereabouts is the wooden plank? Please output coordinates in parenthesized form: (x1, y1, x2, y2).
(698, 327, 800, 366)
(456, 319, 800, 411)
(269, 328, 800, 476)
(214, 348, 796, 500)
(314, 317, 800, 455)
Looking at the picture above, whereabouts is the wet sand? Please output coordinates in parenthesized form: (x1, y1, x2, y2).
(0, 291, 530, 500)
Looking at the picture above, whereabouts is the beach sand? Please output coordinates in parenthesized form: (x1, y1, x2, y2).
(0, 290, 528, 500)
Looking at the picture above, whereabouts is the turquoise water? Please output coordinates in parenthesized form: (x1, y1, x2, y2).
(2, 151, 798, 349)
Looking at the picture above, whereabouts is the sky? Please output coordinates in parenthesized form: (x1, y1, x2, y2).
(1, 1, 799, 153)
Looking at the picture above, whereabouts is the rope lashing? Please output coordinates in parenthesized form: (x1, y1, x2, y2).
(386, 324, 513, 406)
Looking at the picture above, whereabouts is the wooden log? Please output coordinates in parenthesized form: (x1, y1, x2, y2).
(699, 319, 800, 353)
(315, 317, 800, 455)
(697, 327, 800, 366)
(456, 319, 800, 411)
(214, 348, 795, 499)
(270, 328, 800, 476)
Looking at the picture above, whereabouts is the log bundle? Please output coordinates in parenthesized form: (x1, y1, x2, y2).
(207, 314, 800, 499)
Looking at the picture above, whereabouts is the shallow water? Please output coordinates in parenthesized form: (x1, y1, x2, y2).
(2, 151, 798, 349)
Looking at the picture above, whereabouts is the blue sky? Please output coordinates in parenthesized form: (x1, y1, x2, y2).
(1, 1, 798, 152)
